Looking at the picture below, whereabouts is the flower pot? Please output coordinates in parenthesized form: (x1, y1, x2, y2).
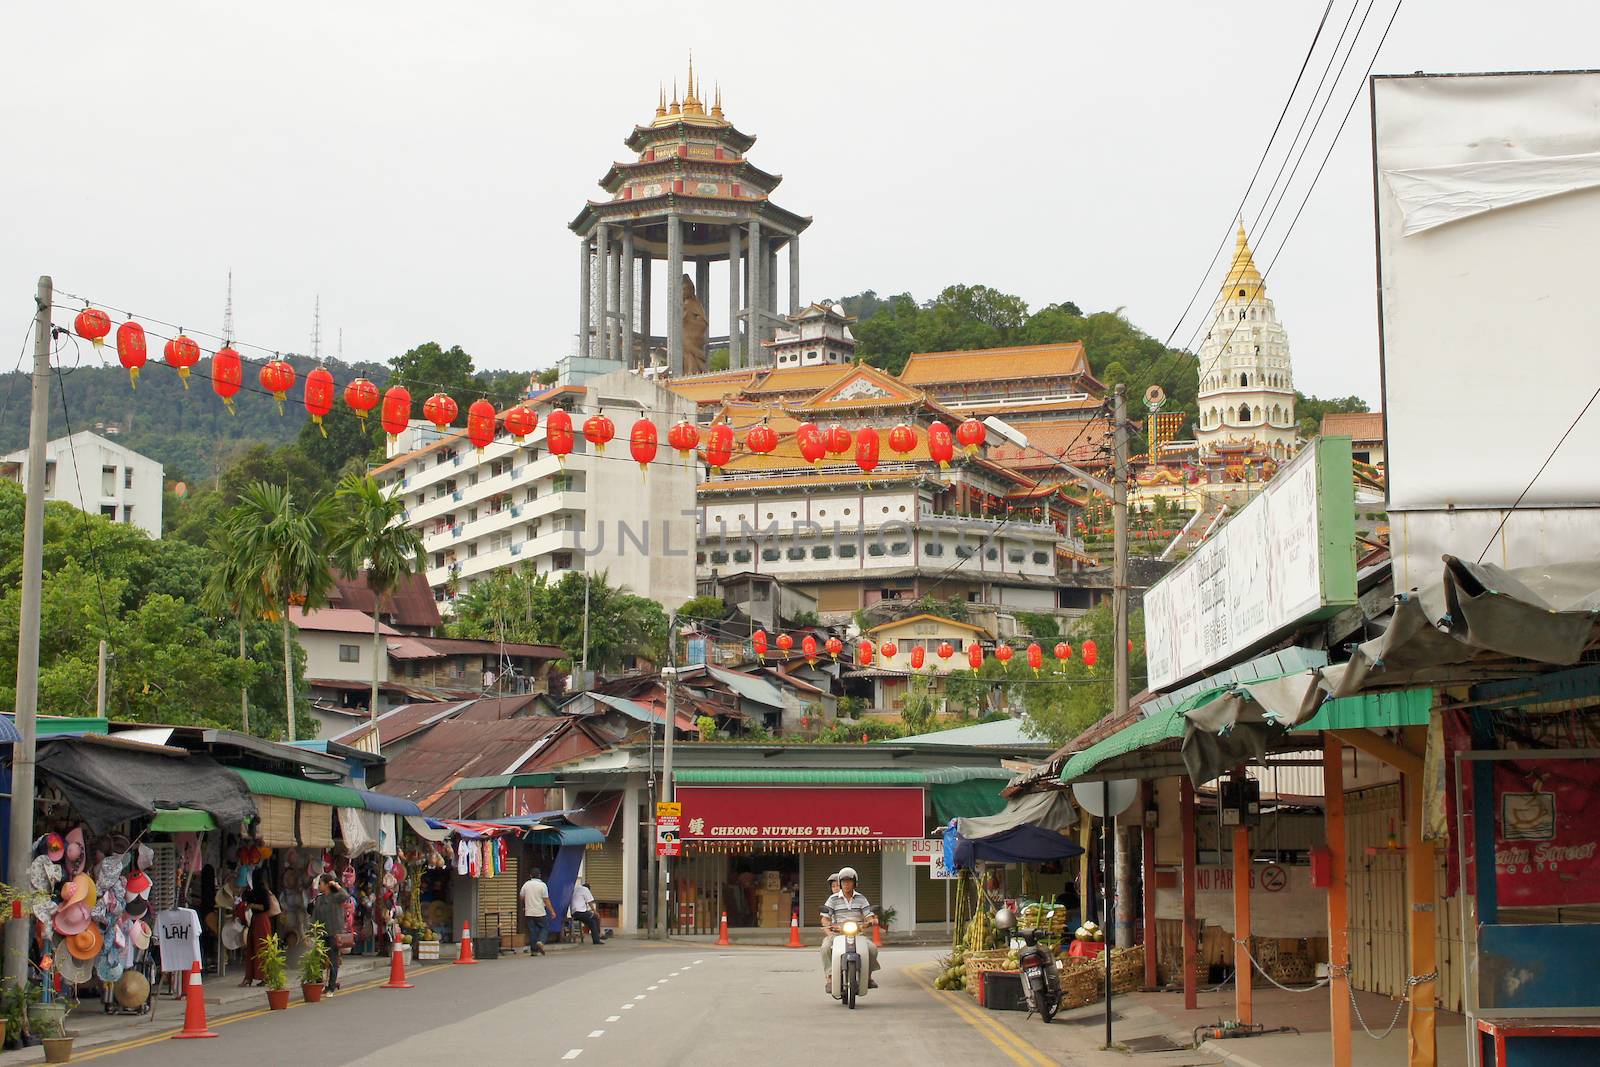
(265, 988, 290, 1011)
(42, 1036, 74, 1064)
(301, 983, 325, 1003)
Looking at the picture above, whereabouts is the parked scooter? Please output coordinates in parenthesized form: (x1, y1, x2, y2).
(1017, 927, 1063, 1022)
(827, 907, 870, 1009)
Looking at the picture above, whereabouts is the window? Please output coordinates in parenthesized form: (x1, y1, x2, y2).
(838, 544, 858, 559)
(985, 548, 998, 561)
(466, 543, 478, 559)
(122, 505, 134, 525)
(101, 466, 116, 496)
(490, 531, 511, 552)
(761, 548, 780, 562)
(924, 542, 945, 557)
(123, 468, 133, 490)
(710, 550, 729, 565)
(955, 545, 975, 559)
(867, 542, 886, 557)
(1238, 403, 1252, 422)
(1032, 551, 1049, 565)
(733, 548, 752, 563)
(468, 472, 479, 487)
(433, 552, 445, 568)
(467, 507, 479, 523)
(1007, 549, 1025, 564)
(811, 545, 831, 559)
(889, 542, 910, 557)
(100, 505, 117, 519)
(339, 644, 360, 663)
(786, 547, 805, 560)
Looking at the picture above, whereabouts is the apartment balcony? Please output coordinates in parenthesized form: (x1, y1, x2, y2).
(426, 529, 583, 588)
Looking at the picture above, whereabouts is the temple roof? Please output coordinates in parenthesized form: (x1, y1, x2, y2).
(1321, 411, 1384, 443)
(987, 416, 1115, 467)
(900, 342, 1092, 386)
(1222, 222, 1265, 300)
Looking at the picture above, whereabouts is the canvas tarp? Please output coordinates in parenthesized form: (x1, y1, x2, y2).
(945, 789, 1082, 870)
(35, 739, 256, 834)
(954, 787, 1076, 841)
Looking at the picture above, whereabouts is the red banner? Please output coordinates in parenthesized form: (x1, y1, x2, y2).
(675, 786, 925, 841)
(1460, 756, 1600, 907)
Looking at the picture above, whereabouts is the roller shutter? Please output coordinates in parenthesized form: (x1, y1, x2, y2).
(916, 864, 950, 924)
(585, 838, 623, 905)
(477, 856, 520, 944)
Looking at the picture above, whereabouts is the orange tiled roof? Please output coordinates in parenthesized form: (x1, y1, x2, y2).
(899, 342, 1091, 386)
(666, 370, 762, 405)
(745, 364, 857, 395)
(700, 470, 927, 492)
(805, 364, 925, 408)
(987, 417, 1115, 467)
(1321, 411, 1384, 442)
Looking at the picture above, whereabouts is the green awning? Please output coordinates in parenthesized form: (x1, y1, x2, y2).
(931, 779, 1008, 823)
(674, 767, 1012, 786)
(149, 808, 217, 832)
(230, 768, 365, 809)
(449, 773, 557, 792)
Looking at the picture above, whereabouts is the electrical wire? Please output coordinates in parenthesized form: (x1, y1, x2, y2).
(1475, 383, 1600, 564)
(0, 319, 37, 431)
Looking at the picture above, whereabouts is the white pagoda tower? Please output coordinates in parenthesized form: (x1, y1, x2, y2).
(1195, 224, 1297, 459)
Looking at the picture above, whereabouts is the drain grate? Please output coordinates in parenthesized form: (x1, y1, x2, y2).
(1122, 1036, 1190, 1053)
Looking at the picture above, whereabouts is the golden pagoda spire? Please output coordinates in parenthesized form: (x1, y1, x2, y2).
(669, 79, 681, 116)
(683, 52, 704, 116)
(1224, 219, 1264, 295)
(655, 83, 667, 120)
(711, 81, 724, 121)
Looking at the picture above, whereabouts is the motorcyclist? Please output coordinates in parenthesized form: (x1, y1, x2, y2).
(818, 872, 840, 974)
(819, 867, 880, 992)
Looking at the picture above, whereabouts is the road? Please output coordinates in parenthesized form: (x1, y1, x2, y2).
(70, 943, 1062, 1066)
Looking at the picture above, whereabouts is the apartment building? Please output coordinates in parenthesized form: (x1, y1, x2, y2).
(2, 431, 163, 538)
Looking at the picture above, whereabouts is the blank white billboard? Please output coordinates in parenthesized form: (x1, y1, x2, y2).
(1374, 71, 1600, 511)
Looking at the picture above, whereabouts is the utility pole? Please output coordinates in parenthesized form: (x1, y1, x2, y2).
(6, 278, 52, 982)
(579, 571, 591, 691)
(95, 640, 109, 718)
(1111, 383, 1135, 948)
(655, 614, 679, 939)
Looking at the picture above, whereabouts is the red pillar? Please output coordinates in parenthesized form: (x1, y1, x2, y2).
(1233, 821, 1253, 1024)
(1324, 736, 1352, 1067)
(1180, 777, 1198, 1010)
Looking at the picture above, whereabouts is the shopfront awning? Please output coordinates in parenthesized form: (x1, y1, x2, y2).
(35, 738, 257, 834)
(674, 767, 1012, 786)
(353, 789, 423, 815)
(676, 785, 926, 842)
(930, 779, 1008, 823)
(230, 768, 366, 809)
(149, 807, 217, 832)
(531, 824, 605, 846)
(447, 773, 557, 792)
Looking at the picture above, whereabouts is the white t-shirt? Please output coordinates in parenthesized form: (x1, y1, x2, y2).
(519, 878, 550, 918)
(570, 884, 596, 915)
(156, 908, 203, 973)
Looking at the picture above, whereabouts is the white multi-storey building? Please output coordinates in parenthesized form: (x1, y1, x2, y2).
(1195, 224, 1298, 458)
(763, 303, 856, 367)
(1, 431, 164, 538)
(373, 369, 697, 612)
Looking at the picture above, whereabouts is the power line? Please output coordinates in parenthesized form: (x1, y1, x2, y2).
(1476, 383, 1600, 564)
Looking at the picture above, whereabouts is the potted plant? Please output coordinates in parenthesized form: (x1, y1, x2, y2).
(259, 933, 290, 1010)
(30, 997, 72, 1064)
(300, 922, 329, 1003)
(876, 905, 897, 940)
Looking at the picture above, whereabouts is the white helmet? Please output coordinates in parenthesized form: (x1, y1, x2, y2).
(827, 871, 841, 883)
(837, 866, 858, 882)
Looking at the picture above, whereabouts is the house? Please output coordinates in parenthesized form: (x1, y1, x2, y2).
(328, 693, 556, 756)
(1, 431, 163, 538)
(696, 571, 818, 636)
(325, 571, 442, 636)
(1321, 411, 1386, 468)
(384, 635, 564, 701)
(850, 613, 991, 715)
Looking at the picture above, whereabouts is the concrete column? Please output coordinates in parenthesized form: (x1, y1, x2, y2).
(639, 256, 652, 366)
(695, 258, 711, 326)
(621, 779, 640, 934)
(747, 220, 763, 362)
(578, 236, 592, 360)
(594, 223, 610, 363)
(727, 227, 742, 369)
(766, 245, 778, 338)
(788, 234, 801, 315)
(621, 228, 635, 369)
(609, 240, 622, 361)
(667, 213, 684, 377)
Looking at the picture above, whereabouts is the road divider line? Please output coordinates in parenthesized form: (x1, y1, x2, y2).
(589, 1029, 605, 1037)
(606, 1015, 621, 1022)
(902, 965, 1054, 1067)
(563, 1050, 583, 1060)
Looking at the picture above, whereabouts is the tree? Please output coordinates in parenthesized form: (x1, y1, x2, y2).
(900, 676, 939, 735)
(329, 474, 424, 737)
(220, 483, 339, 741)
(445, 568, 667, 672)
(388, 342, 477, 397)
(676, 595, 727, 626)
(200, 528, 273, 735)
(1021, 604, 1147, 746)
(1294, 393, 1370, 439)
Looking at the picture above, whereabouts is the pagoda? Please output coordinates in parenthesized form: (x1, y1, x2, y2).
(569, 58, 812, 379)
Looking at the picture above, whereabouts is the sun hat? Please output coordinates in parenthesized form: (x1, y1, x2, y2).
(124, 895, 149, 919)
(64, 828, 86, 877)
(114, 969, 150, 1009)
(96, 950, 125, 983)
(53, 902, 91, 937)
(136, 843, 154, 871)
(66, 924, 104, 961)
(130, 919, 151, 951)
(37, 833, 66, 862)
(55, 948, 94, 984)
(124, 870, 152, 898)
(221, 918, 246, 951)
(28, 855, 61, 894)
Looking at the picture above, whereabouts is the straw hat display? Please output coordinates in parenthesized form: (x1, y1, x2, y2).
(66, 924, 104, 961)
(114, 969, 150, 1009)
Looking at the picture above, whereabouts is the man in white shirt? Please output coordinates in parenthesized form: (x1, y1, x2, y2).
(518, 867, 554, 957)
(570, 881, 604, 945)
(819, 867, 879, 992)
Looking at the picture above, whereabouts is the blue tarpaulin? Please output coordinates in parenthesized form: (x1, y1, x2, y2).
(948, 821, 1085, 869)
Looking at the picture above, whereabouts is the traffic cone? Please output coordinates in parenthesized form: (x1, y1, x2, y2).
(382, 940, 414, 989)
(786, 913, 802, 948)
(873, 923, 883, 948)
(455, 922, 477, 965)
(171, 961, 217, 1039)
(715, 911, 730, 947)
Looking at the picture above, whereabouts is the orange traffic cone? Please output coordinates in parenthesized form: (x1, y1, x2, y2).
(715, 911, 730, 947)
(455, 922, 477, 965)
(171, 961, 217, 1039)
(786, 913, 802, 948)
(383, 940, 414, 989)
(873, 923, 883, 948)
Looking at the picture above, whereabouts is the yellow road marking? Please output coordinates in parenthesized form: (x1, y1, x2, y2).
(902, 964, 1055, 1067)
(72, 964, 451, 1062)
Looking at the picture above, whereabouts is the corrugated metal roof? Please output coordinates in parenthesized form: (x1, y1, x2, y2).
(889, 717, 1051, 750)
(706, 666, 787, 709)
(675, 767, 1011, 785)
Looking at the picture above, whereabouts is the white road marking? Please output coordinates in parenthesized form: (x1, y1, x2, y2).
(622, 1004, 635, 1010)
(588, 1030, 605, 1038)
(634, 994, 647, 1000)
(606, 1015, 621, 1022)
(694, 959, 704, 964)
(563, 1052, 583, 1061)
(669, 971, 680, 976)
(647, 985, 658, 990)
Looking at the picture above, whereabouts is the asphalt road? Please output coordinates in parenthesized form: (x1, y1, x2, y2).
(69, 943, 1062, 1066)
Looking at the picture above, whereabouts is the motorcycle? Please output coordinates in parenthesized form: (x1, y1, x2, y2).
(1017, 928, 1062, 1022)
(827, 907, 870, 1009)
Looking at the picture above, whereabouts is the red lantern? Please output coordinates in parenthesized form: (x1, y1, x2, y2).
(344, 377, 380, 423)
(956, 417, 987, 454)
(910, 645, 926, 670)
(503, 405, 537, 441)
(937, 641, 955, 662)
(745, 423, 777, 455)
(164, 334, 201, 388)
(1082, 639, 1098, 668)
(880, 640, 898, 659)
(824, 636, 843, 661)
(468, 399, 497, 454)
(667, 419, 699, 458)
(629, 417, 658, 472)
(381, 386, 412, 442)
(1054, 641, 1072, 666)
(775, 633, 793, 654)
(74, 308, 110, 347)
(115, 322, 147, 388)
(1129, 638, 1136, 654)
(304, 367, 335, 437)
(968, 643, 984, 671)
(752, 629, 768, 658)
(857, 640, 874, 667)
(423, 392, 458, 432)
(583, 411, 615, 452)
(546, 409, 575, 461)
(1027, 642, 1043, 674)
(824, 424, 852, 456)
(705, 422, 734, 470)
(210, 346, 242, 414)
(855, 426, 880, 474)
(796, 422, 825, 466)
(927, 420, 954, 468)
(801, 634, 818, 665)
(259, 359, 296, 414)
(888, 423, 917, 456)
(995, 644, 1014, 669)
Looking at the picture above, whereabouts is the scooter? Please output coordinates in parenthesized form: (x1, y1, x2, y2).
(1017, 928, 1062, 1022)
(827, 907, 870, 1009)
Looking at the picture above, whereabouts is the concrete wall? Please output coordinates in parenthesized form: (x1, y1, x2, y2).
(299, 630, 386, 685)
(5, 432, 164, 539)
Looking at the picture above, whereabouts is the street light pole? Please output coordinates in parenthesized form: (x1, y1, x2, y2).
(654, 616, 679, 939)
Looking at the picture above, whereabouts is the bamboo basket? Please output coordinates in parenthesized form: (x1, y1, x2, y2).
(1060, 960, 1103, 1009)
(1110, 945, 1144, 993)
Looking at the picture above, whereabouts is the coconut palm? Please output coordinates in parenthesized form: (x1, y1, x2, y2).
(220, 482, 339, 742)
(200, 530, 272, 736)
(329, 473, 423, 742)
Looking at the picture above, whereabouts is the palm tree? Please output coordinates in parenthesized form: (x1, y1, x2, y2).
(200, 530, 272, 736)
(329, 473, 423, 742)
(220, 482, 339, 742)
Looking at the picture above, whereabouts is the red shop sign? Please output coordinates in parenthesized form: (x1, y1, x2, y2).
(1457, 756, 1600, 907)
(674, 786, 924, 841)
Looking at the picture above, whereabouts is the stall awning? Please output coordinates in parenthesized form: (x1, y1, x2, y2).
(447, 773, 557, 792)
(533, 825, 605, 846)
(931, 779, 1008, 824)
(230, 768, 366, 809)
(354, 789, 422, 815)
(674, 767, 1011, 786)
(35, 738, 256, 833)
(149, 808, 217, 832)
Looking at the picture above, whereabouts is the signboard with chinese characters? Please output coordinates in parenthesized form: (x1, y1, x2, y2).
(675, 787, 924, 841)
(1144, 436, 1357, 689)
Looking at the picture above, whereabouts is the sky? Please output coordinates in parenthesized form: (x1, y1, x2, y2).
(4, 0, 1597, 406)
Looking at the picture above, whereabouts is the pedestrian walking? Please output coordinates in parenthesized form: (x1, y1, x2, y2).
(519, 867, 553, 956)
(570, 881, 603, 945)
(311, 874, 350, 993)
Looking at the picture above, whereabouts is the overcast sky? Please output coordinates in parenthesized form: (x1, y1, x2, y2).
(4, 1, 1596, 405)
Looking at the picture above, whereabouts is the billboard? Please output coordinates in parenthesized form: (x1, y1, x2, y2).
(1144, 436, 1357, 690)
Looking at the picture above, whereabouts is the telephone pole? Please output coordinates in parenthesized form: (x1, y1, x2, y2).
(654, 615, 679, 938)
(6, 278, 52, 981)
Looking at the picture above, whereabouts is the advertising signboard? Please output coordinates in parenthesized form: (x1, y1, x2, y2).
(674, 787, 924, 841)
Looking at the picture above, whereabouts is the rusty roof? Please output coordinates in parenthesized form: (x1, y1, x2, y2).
(987, 416, 1115, 467)
(329, 571, 442, 631)
(900, 342, 1091, 385)
(1321, 411, 1384, 442)
(378, 715, 576, 814)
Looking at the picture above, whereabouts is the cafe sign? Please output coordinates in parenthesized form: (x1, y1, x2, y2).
(674, 786, 925, 841)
